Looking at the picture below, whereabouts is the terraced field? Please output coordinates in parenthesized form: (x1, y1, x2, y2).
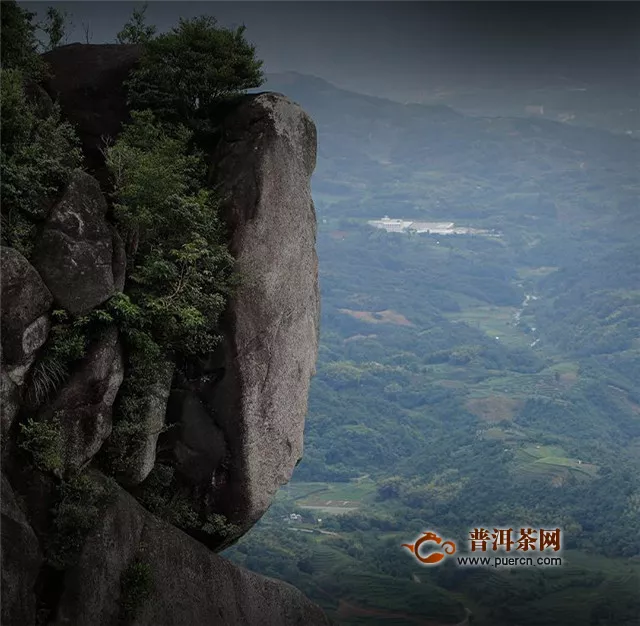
(443, 305, 531, 349)
(339, 309, 415, 327)
(515, 445, 599, 479)
(465, 395, 522, 422)
(281, 478, 378, 515)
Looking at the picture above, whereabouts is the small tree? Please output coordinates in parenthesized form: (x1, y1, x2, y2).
(81, 21, 93, 44)
(116, 2, 156, 44)
(41, 6, 70, 51)
(0, 69, 82, 256)
(0, 0, 45, 77)
(126, 16, 263, 135)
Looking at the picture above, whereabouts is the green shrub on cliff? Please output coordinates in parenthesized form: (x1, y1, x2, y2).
(202, 513, 241, 539)
(0, 70, 81, 256)
(116, 2, 156, 44)
(0, 2, 81, 257)
(48, 472, 117, 569)
(19, 417, 63, 473)
(0, 1, 45, 77)
(136, 464, 200, 528)
(120, 556, 154, 620)
(105, 109, 235, 359)
(126, 16, 263, 136)
(103, 110, 234, 478)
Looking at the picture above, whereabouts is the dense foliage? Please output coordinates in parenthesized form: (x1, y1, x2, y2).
(100, 107, 234, 482)
(116, 2, 156, 44)
(106, 110, 234, 358)
(0, 2, 81, 257)
(126, 16, 263, 136)
(0, 1, 45, 77)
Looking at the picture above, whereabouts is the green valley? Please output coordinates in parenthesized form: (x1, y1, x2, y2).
(226, 73, 640, 625)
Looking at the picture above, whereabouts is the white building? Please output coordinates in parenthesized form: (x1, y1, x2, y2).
(367, 217, 495, 238)
(367, 216, 414, 233)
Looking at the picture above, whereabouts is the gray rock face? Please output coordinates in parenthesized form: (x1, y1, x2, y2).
(1, 247, 53, 436)
(1, 247, 53, 365)
(110, 224, 127, 293)
(1, 473, 42, 626)
(209, 92, 320, 534)
(169, 391, 228, 486)
(42, 327, 124, 471)
(54, 477, 331, 626)
(32, 170, 118, 316)
(120, 360, 174, 486)
(0, 372, 21, 441)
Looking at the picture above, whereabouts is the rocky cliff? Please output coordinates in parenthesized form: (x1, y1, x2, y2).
(1, 44, 327, 625)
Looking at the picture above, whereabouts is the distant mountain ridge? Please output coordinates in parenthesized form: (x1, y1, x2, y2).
(260, 70, 638, 238)
(263, 71, 640, 137)
(262, 71, 463, 120)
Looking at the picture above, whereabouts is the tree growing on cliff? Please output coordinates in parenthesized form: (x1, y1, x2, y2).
(0, 1, 81, 256)
(0, 0, 45, 77)
(40, 6, 71, 51)
(116, 2, 156, 44)
(102, 110, 235, 480)
(105, 109, 235, 357)
(126, 16, 263, 136)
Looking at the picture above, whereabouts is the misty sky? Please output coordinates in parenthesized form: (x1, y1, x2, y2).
(21, 2, 640, 102)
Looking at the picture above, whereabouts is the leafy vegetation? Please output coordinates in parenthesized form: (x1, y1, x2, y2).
(99, 13, 260, 490)
(101, 108, 234, 479)
(136, 463, 199, 528)
(202, 513, 241, 539)
(120, 556, 154, 621)
(106, 110, 234, 358)
(0, 66, 81, 256)
(18, 417, 63, 473)
(48, 472, 117, 569)
(40, 6, 70, 51)
(116, 2, 156, 44)
(125, 16, 263, 136)
(0, 1, 46, 78)
(26, 309, 99, 405)
(0, 2, 82, 256)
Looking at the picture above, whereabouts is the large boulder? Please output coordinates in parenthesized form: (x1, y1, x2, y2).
(1, 247, 53, 366)
(54, 475, 331, 626)
(32, 170, 119, 316)
(208, 92, 320, 536)
(40, 327, 124, 472)
(119, 360, 174, 487)
(166, 390, 228, 486)
(1, 473, 42, 626)
(12, 43, 327, 622)
(1, 247, 53, 436)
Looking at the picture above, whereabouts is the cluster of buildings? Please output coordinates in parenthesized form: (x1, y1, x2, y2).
(367, 216, 494, 236)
